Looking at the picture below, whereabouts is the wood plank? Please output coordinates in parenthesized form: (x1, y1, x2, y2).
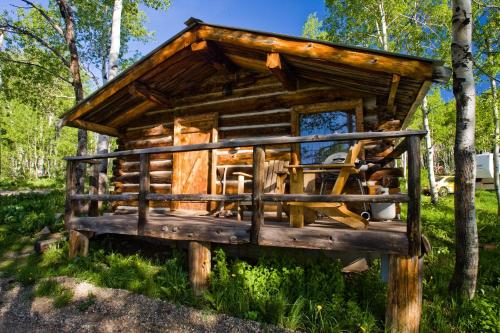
(198, 25, 435, 80)
(266, 52, 297, 91)
(128, 82, 172, 107)
(188, 241, 211, 295)
(71, 193, 139, 201)
(138, 153, 150, 235)
(109, 100, 156, 128)
(61, 29, 198, 125)
(258, 224, 409, 254)
(71, 119, 120, 137)
(293, 99, 361, 114)
(68, 230, 89, 259)
(88, 163, 99, 216)
(387, 74, 401, 111)
(65, 130, 427, 161)
(289, 167, 304, 228)
(251, 146, 265, 243)
(191, 40, 237, 72)
(401, 81, 432, 129)
(385, 255, 423, 332)
(263, 193, 409, 203)
(407, 136, 421, 256)
(64, 161, 77, 229)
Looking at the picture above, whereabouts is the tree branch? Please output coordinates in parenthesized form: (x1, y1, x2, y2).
(473, 60, 500, 83)
(0, 23, 70, 68)
(0, 54, 73, 85)
(19, 0, 65, 37)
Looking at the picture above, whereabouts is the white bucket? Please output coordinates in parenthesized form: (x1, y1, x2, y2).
(371, 187, 396, 221)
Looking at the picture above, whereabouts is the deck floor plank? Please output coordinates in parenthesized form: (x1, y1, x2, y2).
(70, 214, 408, 254)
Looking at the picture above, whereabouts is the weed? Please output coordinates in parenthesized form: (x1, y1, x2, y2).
(34, 278, 74, 308)
(77, 292, 96, 312)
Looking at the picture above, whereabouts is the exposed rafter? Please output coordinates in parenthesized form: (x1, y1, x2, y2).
(387, 74, 400, 111)
(190, 40, 237, 73)
(71, 119, 120, 137)
(128, 82, 172, 107)
(266, 52, 297, 91)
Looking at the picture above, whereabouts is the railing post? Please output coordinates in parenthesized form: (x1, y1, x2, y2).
(407, 135, 421, 257)
(64, 160, 77, 230)
(89, 162, 99, 217)
(138, 153, 150, 235)
(251, 145, 265, 244)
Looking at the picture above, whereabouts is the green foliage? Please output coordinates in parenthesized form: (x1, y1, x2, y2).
(1, 192, 499, 332)
(77, 292, 96, 312)
(34, 278, 74, 308)
(0, 191, 65, 235)
(205, 249, 381, 331)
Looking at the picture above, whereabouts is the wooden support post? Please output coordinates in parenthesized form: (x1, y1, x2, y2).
(64, 160, 77, 230)
(68, 230, 90, 259)
(407, 136, 421, 256)
(289, 168, 304, 228)
(386, 255, 423, 333)
(138, 153, 150, 235)
(251, 145, 265, 244)
(188, 241, 211, 296)
(88, 162, 99, 217)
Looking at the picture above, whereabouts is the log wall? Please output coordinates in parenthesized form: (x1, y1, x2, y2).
(111, 73, 400, 213)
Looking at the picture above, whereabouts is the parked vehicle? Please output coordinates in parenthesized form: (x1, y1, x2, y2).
(423, 176, 454, 196)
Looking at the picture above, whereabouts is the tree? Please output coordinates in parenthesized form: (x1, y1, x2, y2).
(303, 0, 450, 203)
(449, 0, 479, 299)
(473, 3, 500, 215)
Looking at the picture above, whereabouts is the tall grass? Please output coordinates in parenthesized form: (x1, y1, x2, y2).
(1, 191, 499, 332)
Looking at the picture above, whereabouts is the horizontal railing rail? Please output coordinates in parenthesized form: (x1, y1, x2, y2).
(64, 130, 426, 161)
(64, 130, 422, 256)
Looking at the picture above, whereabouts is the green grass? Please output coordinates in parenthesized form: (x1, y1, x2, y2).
(34, 279, 74, 308)
(0, 190, 499, 332)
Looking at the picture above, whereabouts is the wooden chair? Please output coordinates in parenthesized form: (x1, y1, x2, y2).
(286, 141, 369, 229)
(233, 160, 289, 221)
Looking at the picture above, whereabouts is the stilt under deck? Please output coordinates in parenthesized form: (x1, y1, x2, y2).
(64, 131, 425, 333)
(69, 213, 409, 255)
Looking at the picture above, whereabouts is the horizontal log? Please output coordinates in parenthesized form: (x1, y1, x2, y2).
(116, 159, 172, 172)
(65, 130, 427, 161)
(261, 193, 409, 203)
(70, 194, 138, 201)
(258, 224, 408, 254)
(147, 193, 252, 201)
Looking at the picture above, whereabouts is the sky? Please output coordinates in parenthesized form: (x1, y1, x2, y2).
(130, 0, 325, 55)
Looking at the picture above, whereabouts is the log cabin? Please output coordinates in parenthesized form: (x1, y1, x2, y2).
(60, 18, 450, 332)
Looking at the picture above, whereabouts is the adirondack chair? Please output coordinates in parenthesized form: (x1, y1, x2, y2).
(286, 141, 369, 229)
(231, 160, 289, 221)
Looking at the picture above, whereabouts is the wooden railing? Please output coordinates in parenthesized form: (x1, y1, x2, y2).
(64, 130, 425, 256)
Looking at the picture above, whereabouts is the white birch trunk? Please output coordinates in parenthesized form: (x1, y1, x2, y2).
(377, 0, 389, 51)
(96, 0, 123, 196)
(490, 77, 500, 216)
(422, 96, 439, 203)
(449, 0, 478, 300)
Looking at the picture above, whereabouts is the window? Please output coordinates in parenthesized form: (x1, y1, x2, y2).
(299, 111, 355, 164)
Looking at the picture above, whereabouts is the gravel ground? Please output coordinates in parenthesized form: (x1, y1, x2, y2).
(0, 277, 288, 333)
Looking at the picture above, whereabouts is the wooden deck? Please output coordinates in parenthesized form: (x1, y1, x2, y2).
(70, 213, 409, 255)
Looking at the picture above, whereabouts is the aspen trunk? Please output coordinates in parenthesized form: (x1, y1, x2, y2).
(490, 77, 500, 216)
(449, 0, 478, 300)
(57, 0, 87, 198)
(96, 0, 123, 198)
(422, 96, 439, 203)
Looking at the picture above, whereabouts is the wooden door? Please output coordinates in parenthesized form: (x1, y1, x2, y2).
(172, 113, 217, 212)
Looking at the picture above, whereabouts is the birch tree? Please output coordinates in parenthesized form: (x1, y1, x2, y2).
(96, 0, 123, 197)
(303, 0, 450, 203)
(449, 0, 478, 299)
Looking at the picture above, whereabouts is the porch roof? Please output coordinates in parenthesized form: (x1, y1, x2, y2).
(59, 18, 451, 137)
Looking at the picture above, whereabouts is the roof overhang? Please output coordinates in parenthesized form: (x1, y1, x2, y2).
(59, 18, 451, 136)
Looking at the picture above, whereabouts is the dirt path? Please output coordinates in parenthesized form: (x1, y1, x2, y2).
(0, 277, 287, 333)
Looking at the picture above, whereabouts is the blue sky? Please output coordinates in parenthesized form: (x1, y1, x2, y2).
(130, 0, 325, 54)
